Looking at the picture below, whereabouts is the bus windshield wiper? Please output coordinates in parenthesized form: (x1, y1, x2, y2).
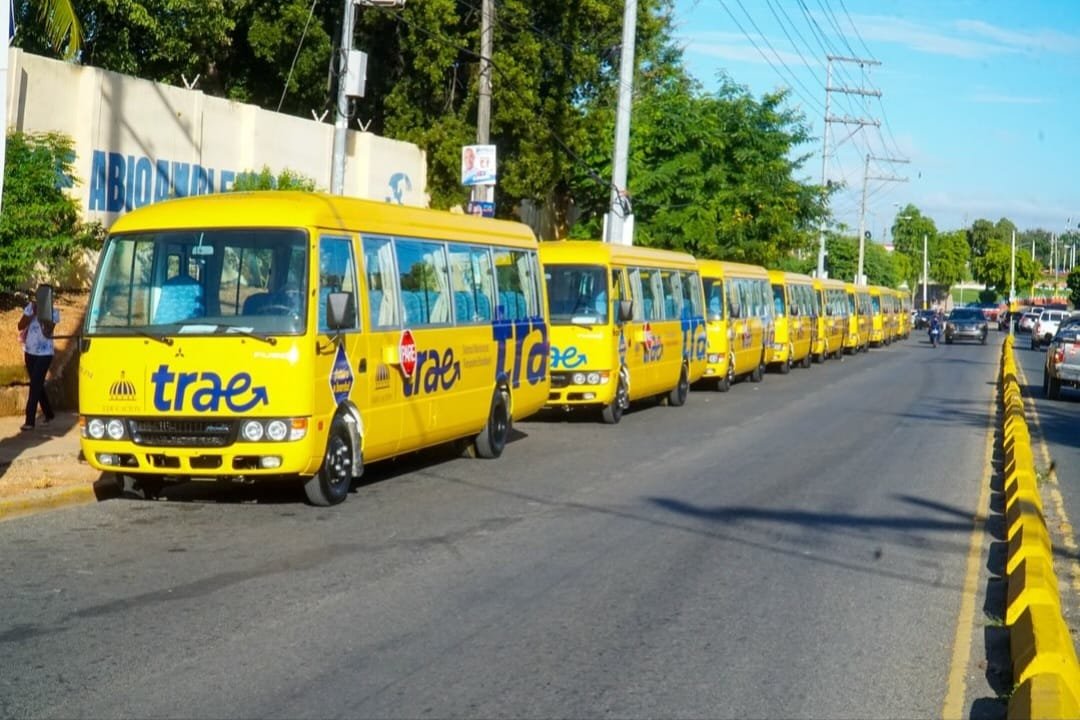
(134, 329, 174, 346)
(219, 327, 278, 345)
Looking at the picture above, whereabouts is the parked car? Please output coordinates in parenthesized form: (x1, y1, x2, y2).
(1016, 311, 1039, 333)
(945, 307, 988, 344)
(1031, 309, 1070, 349)
(968, 301, 1002, 323)
(1043, 318, 1080, 399)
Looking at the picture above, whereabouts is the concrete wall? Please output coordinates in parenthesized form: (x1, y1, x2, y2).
(5, 49, 428, 224)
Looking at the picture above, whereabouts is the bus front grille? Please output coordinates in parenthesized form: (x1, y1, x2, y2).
(129, 418, 236, 448)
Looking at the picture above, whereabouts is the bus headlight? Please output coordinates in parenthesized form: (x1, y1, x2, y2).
(106, 419, 126, 440)
(572, 372, 587, 385)
(241, 420, 265, 442)
(708, 353, 720, 363)
(87, 418, 106, 439)
(587, 372, 601, 385)
(266, 420, 289, 441)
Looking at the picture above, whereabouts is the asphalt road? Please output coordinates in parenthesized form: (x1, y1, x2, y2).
(1, 332, 1004, 719)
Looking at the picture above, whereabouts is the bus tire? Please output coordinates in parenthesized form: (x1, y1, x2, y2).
(667, 365, 689, 407)
(750, 356, 765, 382)
(304, 417, 354, 506)
(602, 376, 629, 424)
(475, 390, 510, 459)
(800, 352, 812, 369)
(715, 355, 734, 392)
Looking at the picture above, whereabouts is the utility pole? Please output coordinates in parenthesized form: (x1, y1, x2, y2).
(331, 0, 402, 195)
(0, 0, 10, 218)
(330, 0, 356, 195)
(923, 233, 929, 310)
(605, 0, 637, 245)
(1010, 229, 1016, 331)
(816, 55, 882, 277)
(471, 0, 494, 210)
(857, 153, 908, 284)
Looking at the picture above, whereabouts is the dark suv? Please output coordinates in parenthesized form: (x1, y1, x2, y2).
(945, 308, 988, 344)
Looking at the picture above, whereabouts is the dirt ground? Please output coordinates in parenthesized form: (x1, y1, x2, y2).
(0, 291, 95, 505)
(0, 290, 89, 378)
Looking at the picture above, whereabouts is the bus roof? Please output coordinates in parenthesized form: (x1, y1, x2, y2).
(538, 240, 698, 268)
(697, 259, 769, 279)
(108, 191, 539, 248)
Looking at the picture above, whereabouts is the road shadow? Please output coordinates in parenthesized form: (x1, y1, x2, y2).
(113, 428, 531, 506)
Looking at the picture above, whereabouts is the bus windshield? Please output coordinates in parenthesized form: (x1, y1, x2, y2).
(544, 265, 608, 325)
(85, 229, 309, 337)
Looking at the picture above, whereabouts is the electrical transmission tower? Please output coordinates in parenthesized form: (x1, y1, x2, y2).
(815, 55, 882, 278)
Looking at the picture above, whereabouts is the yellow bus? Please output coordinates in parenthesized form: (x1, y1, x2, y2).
(843, 283, 872, 354)
(898, 289, 912, 338)
(766, 270, 816, 373)
(882, 287, 901, 342)
(78, 191, 551, 505)
(812, 277, 849, 362)
(540, 241, 707, 423)
(699, 260, 772, 389)
(868, 284, 885, 345)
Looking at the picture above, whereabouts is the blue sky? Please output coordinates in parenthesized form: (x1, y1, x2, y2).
(671, 0, 1080, 240)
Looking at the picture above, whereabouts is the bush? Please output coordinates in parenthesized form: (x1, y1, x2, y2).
(0, 131, 99, 292)
(231, 166, 317, 192)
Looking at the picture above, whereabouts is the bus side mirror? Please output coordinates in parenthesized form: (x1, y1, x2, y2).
(326, 292, 353, 330)
(618, 300, 633, 323)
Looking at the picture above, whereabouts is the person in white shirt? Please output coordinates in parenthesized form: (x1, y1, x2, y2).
(17, 291, 60, 431)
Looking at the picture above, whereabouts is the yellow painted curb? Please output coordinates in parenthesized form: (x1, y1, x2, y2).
(0, 484, 98, 521)
(1006, 486, 1045, 527)
(1009, 673, 1080, 720)
(1008, 555, 1062, 626)
(1007, 499, 1048, 542)
(1007, 520, 1054, 576)
(1010, 603, 1080, 697)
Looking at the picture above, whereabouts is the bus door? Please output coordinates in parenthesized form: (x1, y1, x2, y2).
(358, 235, 405, 458)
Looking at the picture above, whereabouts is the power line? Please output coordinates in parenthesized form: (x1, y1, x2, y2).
(836, 0, 876, 61)
(816, 0, 857, 58)
(717, 0, 827, 115)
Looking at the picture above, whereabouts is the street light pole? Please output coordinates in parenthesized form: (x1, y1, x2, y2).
(923, 233, 928, 310)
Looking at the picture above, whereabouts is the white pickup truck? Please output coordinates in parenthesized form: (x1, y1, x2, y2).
(1031, 309, 1071, 349)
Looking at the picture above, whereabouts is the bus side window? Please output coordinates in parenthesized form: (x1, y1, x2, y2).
(363, 236, 400, 328)
(318, 236, 358, 333)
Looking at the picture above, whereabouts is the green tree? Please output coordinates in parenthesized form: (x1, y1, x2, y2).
(890, 204, 936, 289)
(971, 239, 1040, 297)
(824, 233, 857, 282)
(1067, 268, 1080, 308)
(932, 230, 970, 289)
(12, 0, 83, 58)
(0, 131, 99, 291)
(231, 165, 317, 191)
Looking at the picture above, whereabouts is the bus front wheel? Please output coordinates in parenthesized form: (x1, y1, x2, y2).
(667, 365, 689, 407)
(304, 417, 354, 506)
(475, 391, 510, 458)
(602, 376, 629, 424)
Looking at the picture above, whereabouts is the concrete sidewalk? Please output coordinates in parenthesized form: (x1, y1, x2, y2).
(0, 409, 83, 466)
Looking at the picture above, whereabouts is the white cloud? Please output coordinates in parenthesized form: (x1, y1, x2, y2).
(968, 93, 1049, 105)
(681, 31, 815, 68)
(850, 15, 1019, 59)
(954, 19, 1080, 55)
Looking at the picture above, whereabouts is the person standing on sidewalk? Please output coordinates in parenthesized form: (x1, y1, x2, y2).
(17, 287, 59, 431)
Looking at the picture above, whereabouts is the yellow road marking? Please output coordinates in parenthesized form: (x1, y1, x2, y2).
(942, 385, 995, 719)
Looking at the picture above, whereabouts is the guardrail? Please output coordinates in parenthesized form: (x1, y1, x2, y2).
(1001, 334, 1080, 718)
